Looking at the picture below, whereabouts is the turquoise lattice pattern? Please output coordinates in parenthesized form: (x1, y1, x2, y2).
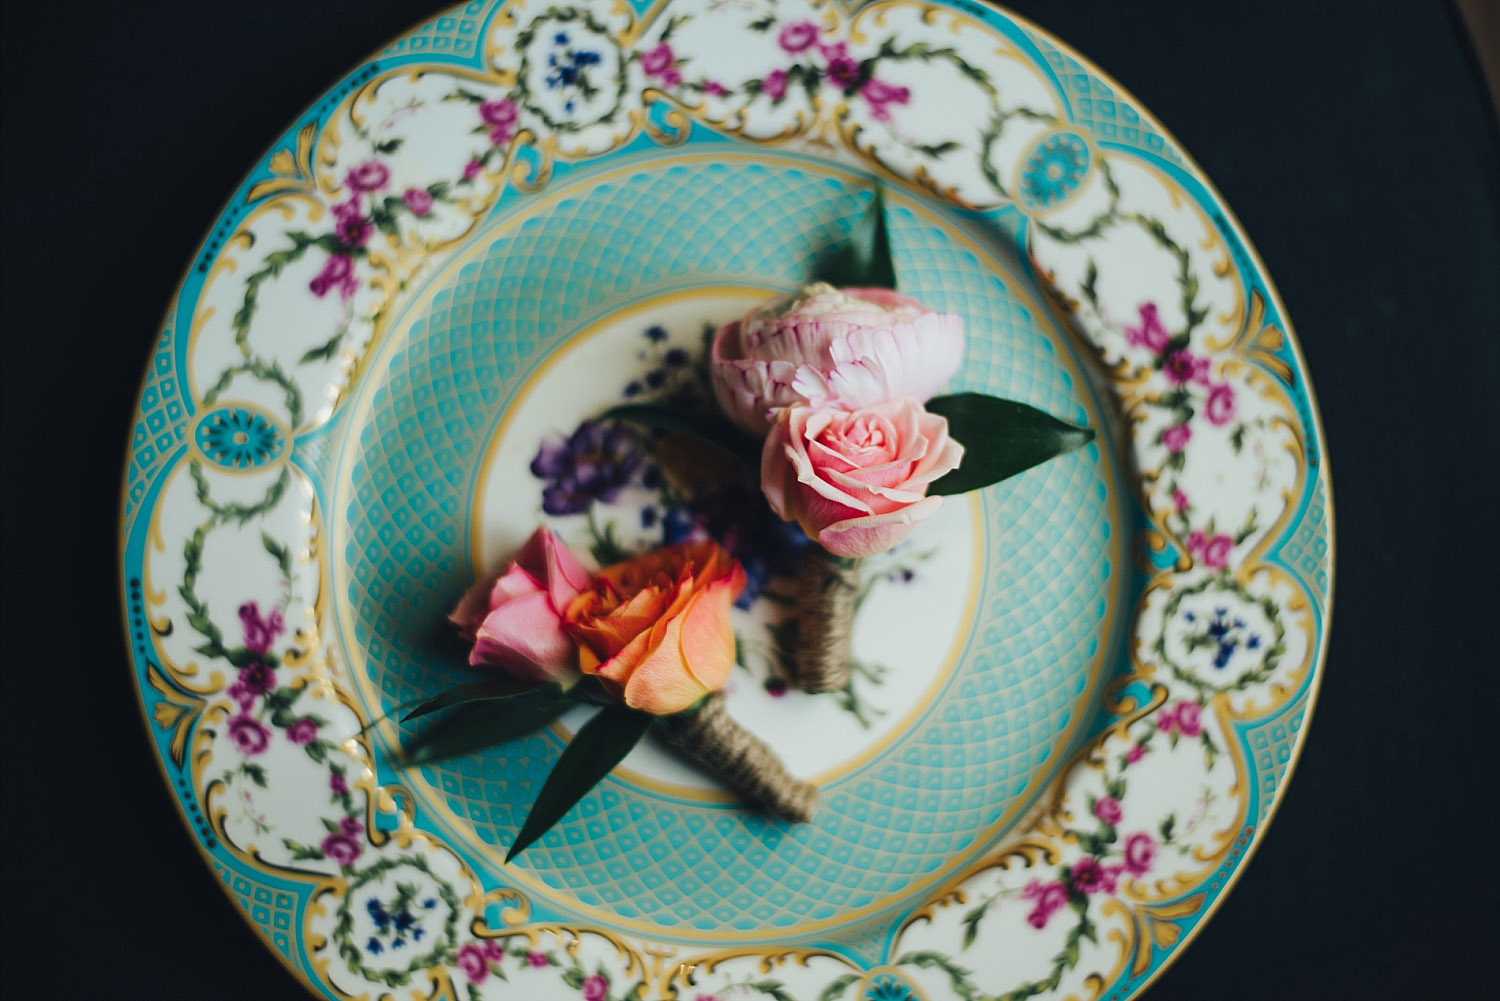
(213, 860, 300, 961)
(1244, 693, 1309, 825)
(381, 1, 485, 59)
(1026, 32, 1180, 163)
(125, 320, 191, 521)
(1276, 473, 1332, 596)
(339, 153, 1115, 934)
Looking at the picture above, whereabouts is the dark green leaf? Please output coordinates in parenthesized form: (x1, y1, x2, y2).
(924, 393, 1094, 496)
(374, 138, 403, 154)
(815, 184, 897, 289)
(401, 679, 554, 722)
(399, 688, 572, 767)
(506, 703, 653, 862)
(599, 404, 760, 465)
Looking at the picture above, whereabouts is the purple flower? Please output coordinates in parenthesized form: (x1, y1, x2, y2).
(1187, 530, 1233, 569)
(455, 943, 489, 983)
(1125, 744, 1145, 765)
(530, 420, 642, 515)
(1205, 383, 1236, 426)
(527, 952, 549, 968)
(309, 253, 357, 299)
(1162, 423, 1192, 453)
(1164, 350, 1210, 386)
(582, 974, 609, 1001)
(1021, 880, 1068, 929)
(1174, 700, 1203, 737)
(1071, 857, 1107, 893)
(860, 78, 910, 121)
(481, 940, 504, 961)
(821, 42, 862, 90)
(330, 771, 349, 795)
(778, 21, 819, 53)
(320, 832, 361, 867)
(239, 602, 285, 655)
(762, 69, 788, 100)
(340, 815, 363, 837)
(640, 42, 675, 77)
(345, 160, 390, 193)
(403, 187, 433, 216)
(238, 661, 276, 696)
(463, 157, 483, 181)
(1123, 832, 1156, 875)
(227, 681, 257, 710)
(285, 718, 318, 745)
(333, 199, 372, 248)
(1125, 303, 1170, 353)
(1093, 795, 1123, 825)
(704, 80, 726, 96)
(481, 98, 519, 144)
(227, 714, 270, 755)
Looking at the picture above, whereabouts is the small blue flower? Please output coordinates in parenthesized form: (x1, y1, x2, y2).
(645, 324, 668, 342)
(642, 464, 663, 489)
(1247, 634, 1261, 650)
(662, 506, 698, 544)
(413, 927, 425, 941)
(624, 380, 644, 397)
(641, 506, 659, 528)
(1213, 643, 1235, 669)
(196, 407, 283, 469)
(645, 369, 666, 389)
(366, 937, 384, 955)
(422, 897, 436, 909)
(664, 347, 689, 367)
(392, 937, 406, 950)
(554, 31, 569, 43)
(393, 910, 415, 932)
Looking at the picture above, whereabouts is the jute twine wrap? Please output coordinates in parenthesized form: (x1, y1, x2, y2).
(793, 548, 860, 693)
(658, 693, 817, 823)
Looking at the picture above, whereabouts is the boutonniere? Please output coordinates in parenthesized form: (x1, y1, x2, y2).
(610, 186, 1095, 692)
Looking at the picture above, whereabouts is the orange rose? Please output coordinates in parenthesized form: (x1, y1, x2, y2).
(563, 541, 746, 715)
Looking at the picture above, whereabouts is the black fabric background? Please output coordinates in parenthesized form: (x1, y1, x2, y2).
(3, 1, 1496, 999)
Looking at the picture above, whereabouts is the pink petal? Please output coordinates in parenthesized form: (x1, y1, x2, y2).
(817, 495, 944, 558)
(471, 591, 573, 680)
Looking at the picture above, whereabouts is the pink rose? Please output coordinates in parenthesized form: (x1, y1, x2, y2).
(1123, 832, 1156, 875)
(455, 943, 489, 983)
(778, 21, 819, 53)
(345, 160, 389, 193)
(451, 527, 591, 683)
(1022, 880, 1067, 928)
(1172, 488, 1190, 511)
(821, 42, 861, 90)
(641, 43, 674, 77)
(320, 832, 361, 867)
(1071, 857, 1106, 893)
(226, 715, 270, 755)
(1202, 534, 1233, 568)
(860, 78, 910, 121)
(403, 187, 433, 216)
(481, 99, 519, 145)
(1125, 302, 1170, 353)
(309, 253, 357, 299)
(527, 952, 549, 968)
(762, 399, 963, 558)
(712, 283, 965, 434)
(1164, 350, 1210, 386)
(339, 815, 363, 837)
(1205, 383, 1236, 426)
(582, 974, 609, 1001)
(1161, 423, 1191, 453)
(463, 157, 483, 181)
(286, 718, 318, 745)
(1125, 744, 1145, 765)
(1093, 795, 1123, 825)
(704, 80, 726, 96)
(762, 69, 788, 100)
(481, 940, 504, 961)
(1174, 700, 1203, 737)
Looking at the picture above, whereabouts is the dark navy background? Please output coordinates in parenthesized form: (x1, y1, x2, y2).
(3, 2, 1496, 998)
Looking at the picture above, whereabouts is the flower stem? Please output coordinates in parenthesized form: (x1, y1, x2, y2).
(657, 693, 817, 823)
(792, 548, 860, 693)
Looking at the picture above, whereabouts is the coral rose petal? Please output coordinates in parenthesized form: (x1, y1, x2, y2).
(620, 600, 709, 715)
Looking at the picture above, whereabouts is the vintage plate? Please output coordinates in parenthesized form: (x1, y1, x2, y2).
(120, 2, 1333, 998)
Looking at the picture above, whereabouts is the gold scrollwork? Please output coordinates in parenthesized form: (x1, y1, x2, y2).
(248, 121, 320, 202)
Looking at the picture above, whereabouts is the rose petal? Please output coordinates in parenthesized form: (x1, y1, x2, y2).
(471, 592, 574, 679)
(816, 495, 945, 558)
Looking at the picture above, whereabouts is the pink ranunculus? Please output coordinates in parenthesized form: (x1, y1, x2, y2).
(778, 21, 819, 53)
(1161, 423, 1192, 453)
(1094, 795, 1123, 825)
(451, 526, 591, 683)
(403, 187, 433, 216)
(762, 69, 788, 100)
(1201, 533, 1233, 569)
(640, 42, 675, 77)
(1175, 700, 1203, 737)
(455, 943, 489, 983)
(286, 718, 318, 745)
(761, 398, 964, 558)
(860, 78, 910, 121)
(711, 283, 965, 434)
(527, 952, 549, 968)
(1123, 832, 1156, 876)
(320, 832, 361, 867)
(1125, 302, 1170, 353)
(582, 974, 609, 1001)
(1163, 350, 1210, 386)
(345, 160, 390, 193)
(226, 715, 270, 755)
(1205, 382, 1236, 426)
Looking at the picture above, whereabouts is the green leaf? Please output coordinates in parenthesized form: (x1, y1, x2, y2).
(373, 138, 403, 154)
(815, 183, 897, 289)
(924, 393, 1095, 496)
(598, 404, 760, 466)
(399, 688, 572, 768)
(401, 679, 554, 722)
(506, 703, 653, 862)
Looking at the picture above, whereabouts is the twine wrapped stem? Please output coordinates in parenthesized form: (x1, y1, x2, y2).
(657, 693, 817, 823)
(792, 547, 860, 693)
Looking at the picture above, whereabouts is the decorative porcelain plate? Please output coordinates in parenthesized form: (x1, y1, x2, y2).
(121, 1, 1333, 998)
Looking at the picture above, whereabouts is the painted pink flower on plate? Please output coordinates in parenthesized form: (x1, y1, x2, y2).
(1162, 423, 1192, 453)
(711, 282, 965, 434)
(456, 943, 489, 983)
(1094, 795, 1123, 825)
(1205, 382, 1236, 425)
(778, 21, 819, 53)
(761, 397, 963, 558)
(451, 526, 591, 683)
(345, 160, 389, 193)
(1123, 832, 1156, 875)
(1125, 302, 1170, 353)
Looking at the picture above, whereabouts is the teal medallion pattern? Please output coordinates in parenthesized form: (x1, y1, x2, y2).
(120, 2, 1333, 999)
